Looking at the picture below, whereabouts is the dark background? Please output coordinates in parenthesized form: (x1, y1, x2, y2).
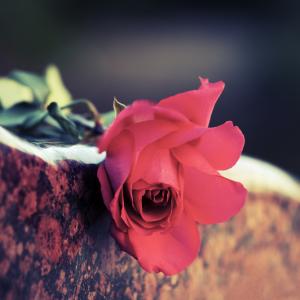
(0, 0, 299, 175)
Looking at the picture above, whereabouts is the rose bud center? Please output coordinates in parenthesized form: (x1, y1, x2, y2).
(142, 189, 170, 211)
(123, 184, 182, 234)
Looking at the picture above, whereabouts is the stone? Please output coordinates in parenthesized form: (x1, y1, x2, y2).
(1, 130, 300, 299)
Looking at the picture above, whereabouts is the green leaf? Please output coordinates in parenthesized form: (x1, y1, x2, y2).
(68, 113, 95, 129)
(0, 102, 41, 127)
(0, 78, 33, 108)
(25, 124, 66, 142)
(47, 102, 80, 141)
(10, 70, 49, 103)
(45, 65, 72, 108)
(101, 110, 115, 128)
(23, 111, 48, 129)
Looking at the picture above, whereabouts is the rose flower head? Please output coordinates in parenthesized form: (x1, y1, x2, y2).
(97, 77, 247, 275)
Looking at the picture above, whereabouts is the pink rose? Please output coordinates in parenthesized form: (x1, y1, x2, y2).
(97, 78, 247, 275)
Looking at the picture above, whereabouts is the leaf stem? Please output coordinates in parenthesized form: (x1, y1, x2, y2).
(61, 99, 100, 121)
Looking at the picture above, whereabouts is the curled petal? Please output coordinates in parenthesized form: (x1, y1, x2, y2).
(104, 130, 135, 192)
(119, 186, 166, 235)
(99, 130, 135, 230)
(130, 145, 180, 190)
(97, 165, 113, 207)
(184, 167, 247, 224)
(112, 187, 128, 231)
(195, 121, 245, 170)
(157, 125, 206, 149)
(98, 166, 127, 230)
(133, 189, 171, 223)
(112, 210, 200, 275)
(158, 78, 225, 127)
(154, 105, 192, 123)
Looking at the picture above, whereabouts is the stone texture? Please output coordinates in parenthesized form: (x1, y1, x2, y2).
(1, 143, 300, 300)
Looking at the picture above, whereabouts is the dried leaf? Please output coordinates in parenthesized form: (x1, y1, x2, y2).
(113, 97, 126, 116)
(0, 78, 33, 108)
(45, 65, 72, 109)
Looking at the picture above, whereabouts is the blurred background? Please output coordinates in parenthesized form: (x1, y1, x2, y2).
(0, 0, 299, 175)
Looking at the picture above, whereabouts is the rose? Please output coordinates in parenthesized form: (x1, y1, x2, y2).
(97, 78, 247, 275)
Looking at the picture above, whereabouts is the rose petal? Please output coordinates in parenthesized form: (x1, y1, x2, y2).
(119, 189, 132, 227)
(100, 130, 135, 230)
(131, 182, 182, 225)
(154, 105, 192, 123)
(127, 119, 178, 153)
(98, 167, 127, 231)
(158, 78, 225, 127)
(129, 145, 180, 190)
(157, 125, 206, 149)
(104, 130, 135, 191)
(99, 101, 155, 151)
(140, 193, 172, 223)
(111, 223, 136, 258)
(172, 144, 216, 175)
(121, 187, 169, 233)
(112, 210, 200, 275)
(98, 166, 126, 231)
(108, 187, 128, 231)
(120, 192, 165, 235)
(194, 121, 245, 170)
(97, 165, 113, 206)
(184, 167, 247, 224)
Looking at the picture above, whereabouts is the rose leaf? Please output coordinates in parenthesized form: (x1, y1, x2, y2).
(9, 70, 50, 103)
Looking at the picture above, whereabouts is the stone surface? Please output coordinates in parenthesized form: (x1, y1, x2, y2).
(1, 143, 300, 300)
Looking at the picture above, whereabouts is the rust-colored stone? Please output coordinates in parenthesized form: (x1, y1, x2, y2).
(36, 216, 62, 263)
(18, 190, 37, 220)
(1, 142, 300, 299)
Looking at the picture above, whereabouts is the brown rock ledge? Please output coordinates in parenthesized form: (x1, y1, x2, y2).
(1, 134, 300, 299)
